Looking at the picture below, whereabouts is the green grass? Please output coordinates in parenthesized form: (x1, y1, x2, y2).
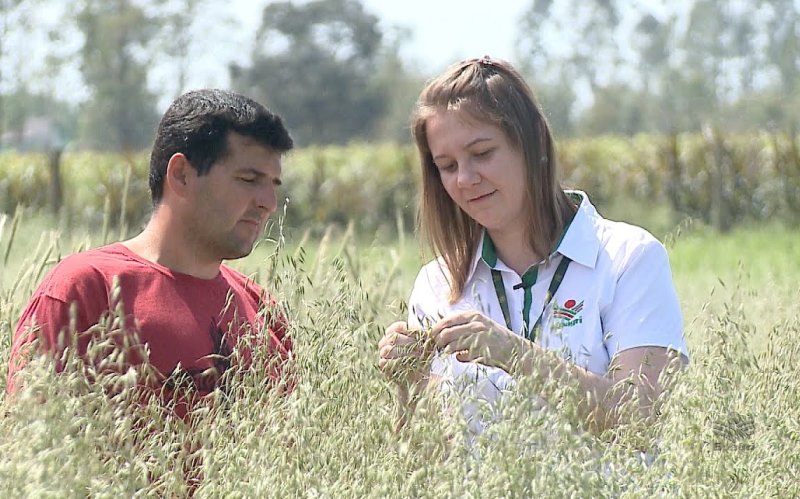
(1, 211, 799, 496)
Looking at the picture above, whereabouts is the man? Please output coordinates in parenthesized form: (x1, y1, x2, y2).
(6, 89, 295, 416)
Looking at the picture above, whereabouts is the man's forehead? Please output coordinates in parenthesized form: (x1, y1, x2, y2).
(227, 132, 277, 151)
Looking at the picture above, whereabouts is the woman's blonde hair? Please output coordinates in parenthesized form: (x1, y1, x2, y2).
(411, 57, 574, 302)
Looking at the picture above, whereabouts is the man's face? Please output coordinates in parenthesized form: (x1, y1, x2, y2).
(185, 132, 283, 262)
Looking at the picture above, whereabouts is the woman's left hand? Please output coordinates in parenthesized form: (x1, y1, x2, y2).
(431, 311, 526, 373)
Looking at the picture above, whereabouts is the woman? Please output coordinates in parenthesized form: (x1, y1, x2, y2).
(378, 57, 688, 436)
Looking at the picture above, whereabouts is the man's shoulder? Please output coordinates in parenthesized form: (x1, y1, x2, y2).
(47, 243, 130, 278)
(35, 244, 131, 302)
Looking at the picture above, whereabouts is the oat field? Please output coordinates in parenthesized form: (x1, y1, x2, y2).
(0, 211, 798, 497)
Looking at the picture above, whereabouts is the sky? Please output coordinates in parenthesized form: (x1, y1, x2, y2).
(229, 0, 531, 73)
(359, 0, 531, 71)
(2, 0, 533, 108)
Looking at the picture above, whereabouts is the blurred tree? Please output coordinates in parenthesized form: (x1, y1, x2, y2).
(155, 0, 210, 101)
(518, 0, 622, 135)
(369, 26, 425, 142)
(0, 0, 15, 142)
(1, 0, 81, 149)
(517, 0, 798, 135)
(632, 11, 675, 132)
(682, 0, 733, 115)
(230, 0, 388, 145)
(520, 0, 622, 91)
(1, 0, 39, 144)
(634, 12, 674, 98)
(530, 74, 577, 137)
(0, 88, 77, 149)
(75, 0, 160, 151)
(763, 0, 800, 96)
(577, 84, 645, 136)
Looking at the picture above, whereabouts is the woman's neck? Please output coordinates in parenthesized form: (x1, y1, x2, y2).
(488, 226, 541, 276)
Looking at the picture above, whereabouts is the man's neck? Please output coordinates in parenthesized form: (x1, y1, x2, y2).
(123, 214, 221, 280)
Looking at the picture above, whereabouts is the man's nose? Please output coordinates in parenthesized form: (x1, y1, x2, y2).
(256, 184, 278, 216)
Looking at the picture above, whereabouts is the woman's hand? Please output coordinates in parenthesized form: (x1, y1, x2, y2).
(378, 321, 435, 388)
(378, 321, 437, 431)
(431, 311, 528, 374)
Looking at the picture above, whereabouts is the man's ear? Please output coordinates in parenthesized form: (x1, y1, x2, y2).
(164, 153, 195, 199)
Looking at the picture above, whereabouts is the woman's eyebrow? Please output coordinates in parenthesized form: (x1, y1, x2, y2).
(433, 137, 493, 161)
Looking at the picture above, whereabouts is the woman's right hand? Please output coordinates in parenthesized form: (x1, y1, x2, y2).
(378, 321, 434, 389)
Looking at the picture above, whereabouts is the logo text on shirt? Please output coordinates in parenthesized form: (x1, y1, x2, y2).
(552, 299, 584, 330)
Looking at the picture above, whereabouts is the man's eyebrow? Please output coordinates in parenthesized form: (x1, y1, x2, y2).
(235, 167, 267, 177)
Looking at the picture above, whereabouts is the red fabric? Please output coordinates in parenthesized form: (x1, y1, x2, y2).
(7, 243, 292, 416)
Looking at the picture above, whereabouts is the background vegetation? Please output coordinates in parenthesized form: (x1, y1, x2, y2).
(3, 129, 800, 238)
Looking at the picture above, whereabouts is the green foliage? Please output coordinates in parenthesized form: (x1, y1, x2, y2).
(0, 219, 799, 495)
(75, 0, 161, 150)
(2, 132, 800, 235)
(232, 0, 389, 146)
(557, 131, 800, 231)
(518, 0, 800, 135)
(0, 89, 77, 150)
(0, 151, 152, 231)
(281, 143, 419, 235)
(63, 151, 152, 232)
(0, 152, 51, 213)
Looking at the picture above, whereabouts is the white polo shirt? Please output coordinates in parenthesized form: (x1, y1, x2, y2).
(406, 191, 686, 433)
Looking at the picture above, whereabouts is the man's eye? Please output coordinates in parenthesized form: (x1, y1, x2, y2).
(240, 177, 257, 183)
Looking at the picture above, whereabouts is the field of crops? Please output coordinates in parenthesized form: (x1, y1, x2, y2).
(0, 203, 798, 496)
(2, 131, 800, 237)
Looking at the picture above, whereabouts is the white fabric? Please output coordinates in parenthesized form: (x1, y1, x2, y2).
(406, 191, 686, 434)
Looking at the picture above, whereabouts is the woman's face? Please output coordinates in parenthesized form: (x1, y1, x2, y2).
(426, 109, 528, 239)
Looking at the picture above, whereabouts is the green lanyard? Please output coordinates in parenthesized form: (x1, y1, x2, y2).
(491, 256, 571, 342)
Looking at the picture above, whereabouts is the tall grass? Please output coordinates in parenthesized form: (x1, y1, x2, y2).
(0, 212, 798, 496)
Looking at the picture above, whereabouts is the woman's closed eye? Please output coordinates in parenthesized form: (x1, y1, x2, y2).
(436, 162, 457, 173)
(473, 148, 495, 160)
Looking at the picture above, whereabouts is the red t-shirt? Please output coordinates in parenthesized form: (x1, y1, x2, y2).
(7, 243, 292, 415)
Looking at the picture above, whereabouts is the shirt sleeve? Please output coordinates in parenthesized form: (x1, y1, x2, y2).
(406, 262, 452, 377)
(7, 262, 109, 395)
(406, 261, 453, 329)
(601, 238, 688, 360)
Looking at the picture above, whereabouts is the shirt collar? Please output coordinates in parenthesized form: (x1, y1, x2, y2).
(469, 190, 601, 280)
(556, 190, 601, 269)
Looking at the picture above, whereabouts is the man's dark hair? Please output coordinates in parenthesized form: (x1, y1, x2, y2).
(148, 89, 294, 205)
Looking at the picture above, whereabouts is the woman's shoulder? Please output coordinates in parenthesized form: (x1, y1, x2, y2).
(410, 256, 454, 300)
(414, 256, 451, 286)
(594, 216, 669, 273)
(568, 191, 666, 270)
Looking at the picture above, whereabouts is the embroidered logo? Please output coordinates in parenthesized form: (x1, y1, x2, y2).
(552, 299, 584, 330)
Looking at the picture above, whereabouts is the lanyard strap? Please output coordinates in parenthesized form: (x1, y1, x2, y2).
(491, 256, 571, 342)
